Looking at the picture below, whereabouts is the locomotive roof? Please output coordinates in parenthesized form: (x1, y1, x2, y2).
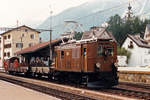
(55, 38, 114, 50)
(81, 27, 116, 41)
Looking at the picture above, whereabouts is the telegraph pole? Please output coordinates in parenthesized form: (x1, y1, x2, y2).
(49, 6, 53, 65)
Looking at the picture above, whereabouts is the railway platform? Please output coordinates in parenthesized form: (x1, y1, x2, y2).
(0, 80, 60, 100)
(118, 67, 150, 84)
(0, 72, 139, 100)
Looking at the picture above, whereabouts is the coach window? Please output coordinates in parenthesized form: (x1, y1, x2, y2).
(97, 45, 103, 56)
(61, 51, 64, 59)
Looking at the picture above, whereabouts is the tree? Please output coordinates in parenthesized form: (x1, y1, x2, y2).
(107, 14, 150, 45)
(73, 32, 83, 40)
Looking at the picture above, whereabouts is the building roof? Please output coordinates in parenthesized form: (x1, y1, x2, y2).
(0, 25, 40, 35)
(81, 27, 116, 41)
(128, 34, 150, 48)
(15, 39, 63, 55)
(144, 24, 150, 40)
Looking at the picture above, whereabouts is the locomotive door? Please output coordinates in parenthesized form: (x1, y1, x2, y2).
(65, 50, 71, 69)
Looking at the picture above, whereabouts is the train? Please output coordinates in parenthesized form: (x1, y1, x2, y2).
(4, 27, 118, 87)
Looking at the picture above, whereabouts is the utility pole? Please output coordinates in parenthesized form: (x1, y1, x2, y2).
(49, 6, 53, 65)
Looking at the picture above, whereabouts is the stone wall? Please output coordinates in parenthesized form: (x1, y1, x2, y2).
(118, 71, 150, 84)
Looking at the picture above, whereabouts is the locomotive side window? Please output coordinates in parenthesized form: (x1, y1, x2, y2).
(84, 48, 86, 56)
(97, 45, 103, 56)
(61, 51, 64, 59)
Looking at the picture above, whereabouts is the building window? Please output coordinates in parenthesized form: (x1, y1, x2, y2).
(4, 44, 11, 48)
(148, 50, 150, 54)
(16, 43, 23, 48)
(4, 36, 7, 40)
(128, 41, 133, 49)
(30, 34, 35, 39)
(29, 43, 33, 47)
(4, 52, 6, 57)
(25, 29, 28, 32)
(7, 52, 10, 57)
(8, 35, 11, 39)
(22, 34, 24, 37)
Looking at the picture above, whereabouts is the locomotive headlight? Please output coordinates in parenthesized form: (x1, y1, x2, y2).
(96, 62, 101, 68)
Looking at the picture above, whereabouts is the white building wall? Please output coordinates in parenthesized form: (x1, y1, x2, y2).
(122, 37, 150, 67)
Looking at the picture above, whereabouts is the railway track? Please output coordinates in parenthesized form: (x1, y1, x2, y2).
(0, 73, 97, 100)
(1, 72, 150, 100)
(100, 87, 150, 100)
(95, 81, 150, 100)
(110, 82, 150, 99)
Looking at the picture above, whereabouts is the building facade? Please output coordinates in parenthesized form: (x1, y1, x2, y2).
(122, 34, 150, 67)
(0, 35, 4, 70)
(1, 25, 40, 60)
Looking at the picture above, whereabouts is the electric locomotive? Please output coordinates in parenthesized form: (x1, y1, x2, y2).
(54, 40, 118, 87)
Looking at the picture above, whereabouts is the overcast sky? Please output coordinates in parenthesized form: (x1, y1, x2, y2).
(0, 0, 91, 27)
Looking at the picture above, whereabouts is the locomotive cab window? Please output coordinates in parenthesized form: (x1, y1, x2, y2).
(104, 47, 114, 56)
(97, 45, 103, 56)
(61, 51, 64, 59)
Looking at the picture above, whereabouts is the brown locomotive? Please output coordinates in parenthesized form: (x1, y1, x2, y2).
(4, 27, 118, 87)
(54, 40, 118, 86)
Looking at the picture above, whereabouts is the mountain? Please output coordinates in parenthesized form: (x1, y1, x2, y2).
(38, 0, 150, 41)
